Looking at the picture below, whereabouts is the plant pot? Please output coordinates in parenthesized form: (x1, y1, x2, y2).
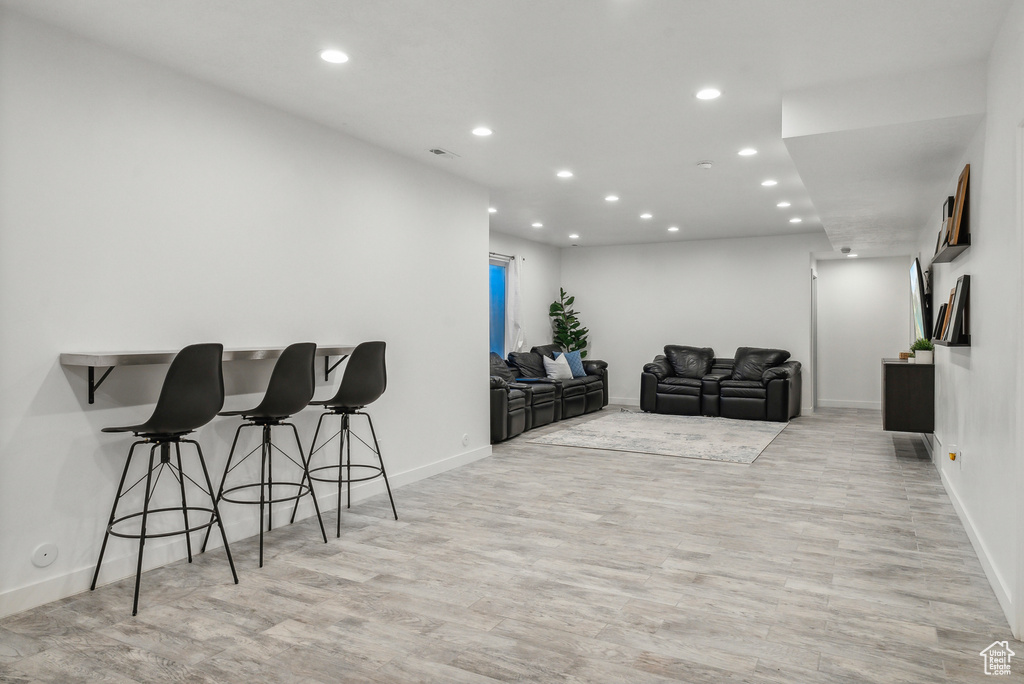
(915, 350, 933, 365)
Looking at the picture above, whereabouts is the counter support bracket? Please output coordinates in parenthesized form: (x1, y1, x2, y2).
(324, 355, 349, 381)
(88, 367, 114, 404)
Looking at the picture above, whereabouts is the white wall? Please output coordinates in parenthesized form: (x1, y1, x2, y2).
(488, 231, 562, 353)
(0, 11, 490, 617)
(560, 232, 831, 405)
(815, 257, 910, 409)
(913, 0, 1024, 636)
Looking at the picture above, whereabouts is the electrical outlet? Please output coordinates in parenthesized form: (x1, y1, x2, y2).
(948, 443, 961, 470)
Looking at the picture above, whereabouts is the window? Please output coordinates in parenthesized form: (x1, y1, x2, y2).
(489, 260, 507, 356)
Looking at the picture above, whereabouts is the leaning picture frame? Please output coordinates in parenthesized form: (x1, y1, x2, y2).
(949, 164, 970, 245)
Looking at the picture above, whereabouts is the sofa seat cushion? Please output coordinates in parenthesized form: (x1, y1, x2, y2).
(658, 377, 702, 396)
(507, 389, 528, 410)
(515, 382, 556, 399)
(581, 374, 602, 386)
(558, 377, 589, 395)
(719, 379, 766, 399)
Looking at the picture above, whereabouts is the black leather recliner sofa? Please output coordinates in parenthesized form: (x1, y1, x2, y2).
(641, 345, 800, 422)
(490, 352, 558, 442)
(490, 345, 609, 442)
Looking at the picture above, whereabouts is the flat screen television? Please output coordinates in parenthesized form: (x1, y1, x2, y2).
(910, 257, 931, 342)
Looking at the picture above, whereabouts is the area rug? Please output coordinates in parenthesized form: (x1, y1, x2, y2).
(527, 410, 787, 464)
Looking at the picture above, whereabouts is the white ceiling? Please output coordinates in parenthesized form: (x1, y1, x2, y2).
(1, 0, 1012, 252)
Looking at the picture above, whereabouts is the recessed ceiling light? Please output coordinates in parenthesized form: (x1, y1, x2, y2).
(776, 201, 791, 208)
(696, 160, 713, 169)
(640, 213, 653, 219)
(696, 88, 721, 100)
(472, 127, 493, 137)
(319, 49, 349, 64)
(789, 217, 802, 223)
(605, 195, 619, 202)
(569, 233, 579, 239)
(531, 222, 543, 228)
(738, 148, 757, 156)
(761, 180, 778, 187)
(557, 170, 574, 178)
(488, 207, 497, 214)
(668, 226, 679, 232)
(847, 253, 859, 258)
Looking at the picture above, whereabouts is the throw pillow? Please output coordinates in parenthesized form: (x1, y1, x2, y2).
(508, 351, 546, 378)
(543, 354, 574, 380)
(664, 345, 714, 378)
(554, 350, 586, 378)
(489, 352, 516, 384)
(731, 347, 791, 381)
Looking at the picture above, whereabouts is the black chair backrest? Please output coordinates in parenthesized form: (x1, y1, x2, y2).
(328, 341, 386, 409)
(252, 342, 316, 418)
(143, 343, 225, 434)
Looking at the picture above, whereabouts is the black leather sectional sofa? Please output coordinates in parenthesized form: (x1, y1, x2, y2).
(490, 344, 609, 442)
(641, 345, 801, 422)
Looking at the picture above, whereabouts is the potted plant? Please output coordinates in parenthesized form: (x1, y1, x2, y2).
(549, 288, 590, 357)
(910, 337, 934, 364)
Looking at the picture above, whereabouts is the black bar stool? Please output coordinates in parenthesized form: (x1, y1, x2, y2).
(293, 341, 397, 536)
(92, 343, 238, 616)
(201, 342, 327, 567)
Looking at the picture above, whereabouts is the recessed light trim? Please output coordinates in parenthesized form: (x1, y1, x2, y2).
(738, 148, 757, 156)
(776, 201, 791, 208)
(472, 127, 493, 137)
(847, 253, 859, 258)
(668, 226, 679, 232)
(531, 222, 543, 228)
(696, 88, 721, 100)
(319, 49, 349, 64)
(640, 213, 653, 219)
(789, 217, 802, 223)
(761, 180, 778, 187)
(605, 195, 619, 202)
(488, 207, 497, 214)
(556, 170, 574, 178)
(569, 233, 579, 239)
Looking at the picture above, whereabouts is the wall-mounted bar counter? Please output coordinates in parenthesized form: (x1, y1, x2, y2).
(60, 344, 356, 403)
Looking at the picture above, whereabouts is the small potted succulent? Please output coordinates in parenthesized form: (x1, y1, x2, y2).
(910, 337, 934, 364)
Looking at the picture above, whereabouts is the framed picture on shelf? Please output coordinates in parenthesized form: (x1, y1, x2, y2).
(947, 274, 970, 343)
(940, 288, 955, 340)
(950, 164, 970, 245)
(932, 303, 947, 339)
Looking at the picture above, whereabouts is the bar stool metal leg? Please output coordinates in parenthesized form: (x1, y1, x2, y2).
(186, 438, 238, 585)
(173, 442, 193, 563)
(91, 441, 139, 592)
(287, 422, 328, 543)
(362, 412, 398, 521)
(132, 445, 159, 616)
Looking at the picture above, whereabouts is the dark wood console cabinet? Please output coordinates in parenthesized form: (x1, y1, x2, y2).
(881, 358, 934, 433)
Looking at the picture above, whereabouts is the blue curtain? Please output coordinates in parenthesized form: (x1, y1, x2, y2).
(489, 263, 506, 356)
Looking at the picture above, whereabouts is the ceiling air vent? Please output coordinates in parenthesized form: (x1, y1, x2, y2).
(428, 148, 460, 160)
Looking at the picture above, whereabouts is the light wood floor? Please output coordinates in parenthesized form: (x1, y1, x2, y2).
(2, 408, 1021, 683)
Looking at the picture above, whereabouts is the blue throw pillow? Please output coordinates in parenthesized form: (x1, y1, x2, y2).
(555, 350, 586, 378)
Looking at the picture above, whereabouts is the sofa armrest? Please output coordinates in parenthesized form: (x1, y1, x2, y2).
(763, 360, 801, 383)
(490, 376, 509, 390)
(583, 358, 608, 373)
(643, 356, 672, 381)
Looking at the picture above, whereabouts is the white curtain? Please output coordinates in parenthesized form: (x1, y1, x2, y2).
(504, 255, 525, 353)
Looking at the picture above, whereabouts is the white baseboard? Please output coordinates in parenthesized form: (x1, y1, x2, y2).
(815, 398, 881, 410)
(937, 464, 1016, 634)
(0, 444, 492, 620)
(610, 396, 641, 407)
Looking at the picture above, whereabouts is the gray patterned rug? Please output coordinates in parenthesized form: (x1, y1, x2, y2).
(528, 410, 787, 464)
